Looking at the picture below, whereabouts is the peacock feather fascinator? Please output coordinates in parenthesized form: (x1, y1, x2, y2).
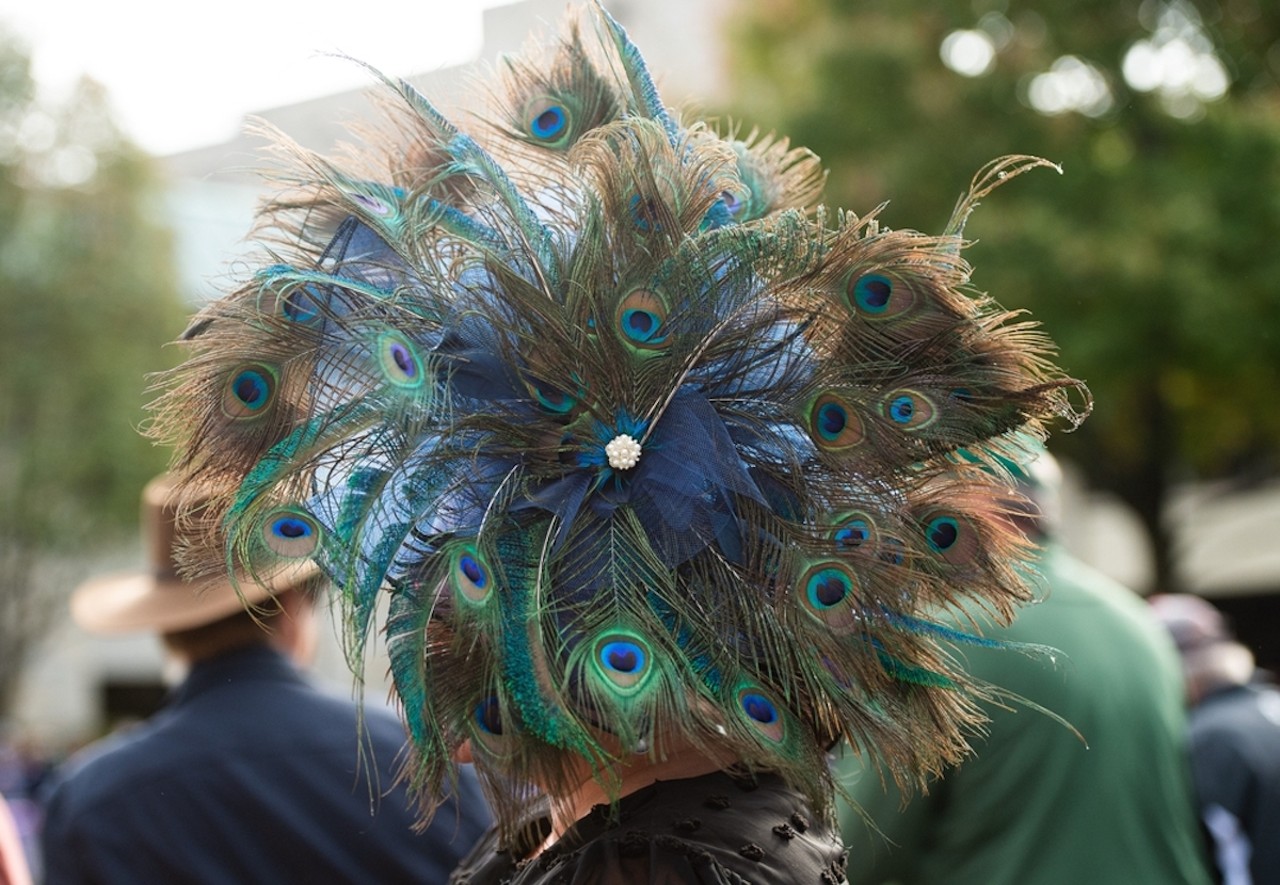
(149, 3, 1089, 836)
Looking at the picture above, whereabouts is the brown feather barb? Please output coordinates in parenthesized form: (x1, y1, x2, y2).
(148, 3, 1089, 839)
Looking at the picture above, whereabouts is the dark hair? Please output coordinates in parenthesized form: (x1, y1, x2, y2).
(160, 575, 326, 661)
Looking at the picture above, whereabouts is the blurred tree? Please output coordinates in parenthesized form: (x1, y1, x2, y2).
(0, 30, 187, 715)
(727, 0, 1280, 594)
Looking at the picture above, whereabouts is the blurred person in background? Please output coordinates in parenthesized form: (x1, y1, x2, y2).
(0, 795, 32, 885)
(835, 450, 1213, 885)
(39, 474, 491, 884)
(0, 735, 46, 883)
(1149, 593, 1280, 885)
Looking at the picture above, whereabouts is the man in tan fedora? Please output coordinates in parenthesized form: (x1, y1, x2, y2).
(39, 474, 490, 884)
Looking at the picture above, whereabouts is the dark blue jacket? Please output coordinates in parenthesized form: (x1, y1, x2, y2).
(1189, 681, 1280, 885)
(40, 645, 490, 883)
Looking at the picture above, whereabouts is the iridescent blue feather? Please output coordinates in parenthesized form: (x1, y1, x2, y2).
(150, 4, 1090, 837)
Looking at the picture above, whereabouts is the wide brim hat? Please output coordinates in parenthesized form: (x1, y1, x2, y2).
(71, 473, 320, 634)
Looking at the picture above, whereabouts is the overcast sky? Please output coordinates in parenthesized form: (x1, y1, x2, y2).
(0, 0, 510, 155)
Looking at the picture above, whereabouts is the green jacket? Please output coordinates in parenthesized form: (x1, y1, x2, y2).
(837, 544, 1213, 885)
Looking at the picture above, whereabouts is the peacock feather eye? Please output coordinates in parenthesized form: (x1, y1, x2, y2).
(832, 513, 876, 551)
(474, 696, 504, 735)
(377, 331, 425, 390)
(806, 566, 851, 607)
(736, 686, 786, 744)
(846, 271, 916, 318)
(926, 515, 959, 552)
(798, 561, 861, 631)
(616, 288, 669, 350)
(261, 507, 321, 558)
(349, 191, 393, 217)
(720, 188, 746, 218)
(221, 364, 277, 419)
(852, 274, 891, 313)
(882, 389, 938, 430)
(808, 393, 865, 450)
(527, 100, 571, 145)
(450, 544, 491, 604)
(526, 377, 577, 414)
(921, 511, 981, 565)
(592, 632, 653, 693)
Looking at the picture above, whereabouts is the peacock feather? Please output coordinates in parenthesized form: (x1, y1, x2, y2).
(149, 2, 1089, 836)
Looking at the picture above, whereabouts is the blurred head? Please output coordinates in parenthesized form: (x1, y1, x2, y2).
(1019, 448, 1064, 539)
(995, 446, 1064, 542)
(1148, 593, 1255, 704)
(159, 581, 323, 665)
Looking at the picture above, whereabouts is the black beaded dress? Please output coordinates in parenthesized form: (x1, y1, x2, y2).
(451, 770, 848, 885)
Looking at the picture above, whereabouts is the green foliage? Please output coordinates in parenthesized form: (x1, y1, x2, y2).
(0, 29, 186, 714)
(0, 40, 187, 547)
(727, 0, 1280, 590)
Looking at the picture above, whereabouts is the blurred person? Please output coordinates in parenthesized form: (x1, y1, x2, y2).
(0, 737, 44, 883)
(835, 451, 1213, 885)
(0, 795, 32, 885)
(1149, 593, 1280, 885)
(39, 474, 491, 884)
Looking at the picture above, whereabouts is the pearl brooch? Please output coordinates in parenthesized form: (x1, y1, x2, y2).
(605, 434, 642, 470)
